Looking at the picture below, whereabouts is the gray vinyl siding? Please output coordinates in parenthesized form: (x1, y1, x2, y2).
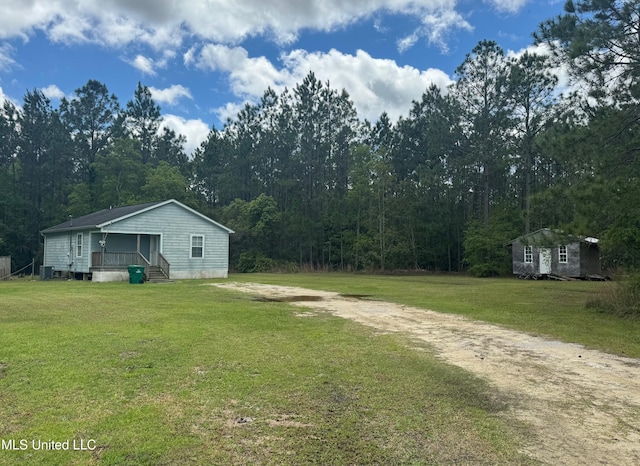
(102, 202, 229, 275)
(94, 233, 150, 259)
(43, 229, 91, 273)
(43, 232, 70, 271)
(42, 200, 231, 280)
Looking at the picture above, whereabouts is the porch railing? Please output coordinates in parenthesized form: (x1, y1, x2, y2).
(158, 252, 170, 279)
(92, 251, 148, 269)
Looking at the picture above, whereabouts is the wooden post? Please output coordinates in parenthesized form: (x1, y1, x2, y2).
(0, 256, 10, 281)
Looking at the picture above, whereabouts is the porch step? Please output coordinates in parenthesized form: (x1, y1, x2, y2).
(146, 266, 172, 283)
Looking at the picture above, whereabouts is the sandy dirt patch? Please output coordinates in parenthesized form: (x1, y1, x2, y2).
(215, 282, 640, 465)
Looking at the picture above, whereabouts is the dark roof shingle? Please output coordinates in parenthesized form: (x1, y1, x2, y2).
(41, 201, 162, 233)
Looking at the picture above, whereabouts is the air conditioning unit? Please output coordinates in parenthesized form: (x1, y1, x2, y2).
(40, 266, 54, 280)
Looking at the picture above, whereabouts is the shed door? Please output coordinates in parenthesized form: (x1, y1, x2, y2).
(539, 248, 552, 274)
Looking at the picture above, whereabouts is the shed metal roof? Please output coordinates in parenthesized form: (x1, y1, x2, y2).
(509, 228, 598, 246)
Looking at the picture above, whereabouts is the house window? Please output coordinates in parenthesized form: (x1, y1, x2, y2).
(559, 245, 568, 263)
(191, 235, 204, 258)
(524, 246, 533, 264)
(76, 233, 83, 257)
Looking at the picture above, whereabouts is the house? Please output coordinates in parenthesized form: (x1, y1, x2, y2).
(40, 199, 234, 282)
(510, 228, 601, 279)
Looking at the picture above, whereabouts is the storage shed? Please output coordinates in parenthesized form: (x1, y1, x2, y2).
(40, 199, 234, 282)
(510, 228, 601, 279)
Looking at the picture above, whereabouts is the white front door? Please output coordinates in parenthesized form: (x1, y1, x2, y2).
(539, 248, 552, 274)
(150, 236, 158, 266)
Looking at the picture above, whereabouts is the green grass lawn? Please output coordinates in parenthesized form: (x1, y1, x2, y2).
(1, 273, 637, 464)
(236, 273, 640, 358)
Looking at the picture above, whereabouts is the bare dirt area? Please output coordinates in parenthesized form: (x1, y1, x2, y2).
(215, 282, 640, 465)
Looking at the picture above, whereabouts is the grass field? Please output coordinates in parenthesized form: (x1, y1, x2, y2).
(0, 274, 637, 464)
(237, 273, 640, 358)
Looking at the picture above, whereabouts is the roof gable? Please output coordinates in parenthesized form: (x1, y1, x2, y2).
(510, 228, 598, 246)
(41, 199, 233, 234)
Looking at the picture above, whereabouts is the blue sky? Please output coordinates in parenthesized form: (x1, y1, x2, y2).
(0, 0, 566, 154)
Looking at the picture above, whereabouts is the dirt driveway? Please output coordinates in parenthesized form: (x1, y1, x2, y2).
(215, 282, 640, 465)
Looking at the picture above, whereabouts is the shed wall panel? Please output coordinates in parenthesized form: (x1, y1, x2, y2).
(512, 241, 537, 276)
(512, 229, 600, 278)
(580, 243, 602, 275)
(555, 243, 581, 277)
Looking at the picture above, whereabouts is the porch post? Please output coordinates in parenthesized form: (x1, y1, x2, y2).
(137, 234, 141, 254)
(101, 233, 106, 268)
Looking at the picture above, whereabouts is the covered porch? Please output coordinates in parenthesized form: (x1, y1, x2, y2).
(90, 233, 170, 280)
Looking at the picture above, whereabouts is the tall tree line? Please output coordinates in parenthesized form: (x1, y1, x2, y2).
(0, 81, 192, 269)
(1, 0, 639, 274)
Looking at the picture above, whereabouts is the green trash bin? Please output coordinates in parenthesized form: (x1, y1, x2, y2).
(128, 265, 145, 284)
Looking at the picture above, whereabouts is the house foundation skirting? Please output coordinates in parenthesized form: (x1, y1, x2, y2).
(170, 269, 228, 279)
(92, 270, 130, 282)
(91, 268, 228, 281)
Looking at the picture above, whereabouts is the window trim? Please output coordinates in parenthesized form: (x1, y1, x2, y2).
(76, 233, 83, 258)
(558, 245, 568, 264)
(190, 234, 204, 259)
(524, 245, 533, 264)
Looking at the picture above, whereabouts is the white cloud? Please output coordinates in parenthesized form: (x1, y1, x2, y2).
(0, 0, 474, 51)
(397, 33, 420, 53)
(41, 84, 66, 101)
(91, 13, 183, 50)
(149, 84, 192, 106)
(0, 1, 530, 74)
(48, 13, 94, 44)
(193, 44, 453, 122)
(195, 44, 287, 98)
(214, 101, 251, 125)
(129, 54, 156, 75)
(0, 43, 16, 71)
(0, 1, 62, 40)
(506, 42, 571, 94)
(422, 9, 473, 52)
(183, 46, 197, 67)
(505, 42, 609, 117)
(0, 86, 18, 107)
(177, 0, 443, 44)
(127, 49, 177, 75)
(160, 114, 210, 156)
(285, 48, 453, 120)
(485, 0, 529, 14)
(158, 49, 176, 67)
(398, 7, 473, 53)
